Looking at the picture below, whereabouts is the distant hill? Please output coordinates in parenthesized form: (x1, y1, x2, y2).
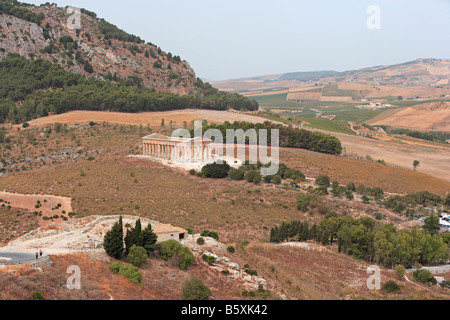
(212, 59, 450, 92)
(278, 71, 338, 81)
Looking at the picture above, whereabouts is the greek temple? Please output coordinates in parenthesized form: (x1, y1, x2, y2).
(142, 133, 214, 163)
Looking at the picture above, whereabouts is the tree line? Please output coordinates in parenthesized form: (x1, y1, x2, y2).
(192, 121, 343, 155)
(0, 55, 259, 124)
(387, 128, 450, 144)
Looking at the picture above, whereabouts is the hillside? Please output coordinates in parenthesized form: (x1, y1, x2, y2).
(0, 1, 197, 95)
(212, 59, 450, 92)
(0, 2, 259, 124)
(0, 119, 449, 300)
(367, 101, 450, 132)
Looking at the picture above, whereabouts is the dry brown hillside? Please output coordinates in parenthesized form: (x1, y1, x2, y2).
(367, 101, 450, 132)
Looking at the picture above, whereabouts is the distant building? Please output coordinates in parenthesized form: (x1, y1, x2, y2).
(153, 224, 187, 242)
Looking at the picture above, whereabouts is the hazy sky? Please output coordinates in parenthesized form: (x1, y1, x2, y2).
(26, 0, 450, 80)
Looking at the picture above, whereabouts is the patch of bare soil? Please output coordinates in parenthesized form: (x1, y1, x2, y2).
(25, 110, 266, 128)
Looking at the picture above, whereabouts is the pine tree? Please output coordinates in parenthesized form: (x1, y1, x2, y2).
(103, 216, 124, 259)
(142, 224, 158, 254)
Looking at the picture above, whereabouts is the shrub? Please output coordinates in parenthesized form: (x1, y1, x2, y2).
(182, 277, 211, 300)
(201, 162, 231, 179)
(200, 230, 210, 237)
(207, 231, 219, 241)
(118, 263, 142, 285)
(296, 193, 310, 212)
(272, 175, 282, 184)
(345, 190, 354, 200)
(228, 168, 245, 181)
(22, 122, 30, 128)
(227, 246, 235, 253)
(31, 291, 45, 300)
(126, 245, 148, 268)
(202, 254, 216, 265)
(158, 240, 194, 270)
(245, 170, 261, 184)
(245, 269, 258, 276)
(197, 237, 205, 245)
(346, 182, 356, 191)
(395, 265, 406, 280)
(108, 262, 122, 274)
(413, 269, 437, 286)
(382, 280, 401, 293)
(189, 169, 197, 176)
(315, 175, 330, 187)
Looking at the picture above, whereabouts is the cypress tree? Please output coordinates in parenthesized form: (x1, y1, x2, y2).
(103, 216, 124, 259)
(125, 219, 144, 254)
(142, 224, 158, 255)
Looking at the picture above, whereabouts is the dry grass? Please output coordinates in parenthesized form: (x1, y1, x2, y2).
(0, 156, 314, 243)
(25, 110, 266, 128)
(0, 207, 38, 245)
(367, 101, 450, 132)
(280, 148, 450, 197)
(0, 253, 249, 300)
(236, 243, 450, 300)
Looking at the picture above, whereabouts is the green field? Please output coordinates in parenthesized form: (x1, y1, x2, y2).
(249, 93, 301, 108)
(257, 112, 356, 135)
(321, 84, 363, 99)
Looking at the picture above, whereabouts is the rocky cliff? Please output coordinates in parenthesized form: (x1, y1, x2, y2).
(0, 3, 198, 95)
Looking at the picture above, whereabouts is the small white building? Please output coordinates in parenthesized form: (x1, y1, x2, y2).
(153, 224, 187, 242)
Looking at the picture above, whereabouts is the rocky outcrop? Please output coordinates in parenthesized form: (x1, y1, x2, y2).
(0, 4, 199, 95)
(182, 234, 268, 291)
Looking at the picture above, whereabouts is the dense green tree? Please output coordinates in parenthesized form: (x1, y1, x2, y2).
(201, 162, 231, 179)
(315, 175, 330, 187)
(296, 193, 310, 212)
(142, 224, 158, 254)
(103, 216, 124, 259)
(423, 215, 440, 236)
(126, 245, 148, 267)
(124, 219, 143, 254)
(413, 269, 437, 286)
